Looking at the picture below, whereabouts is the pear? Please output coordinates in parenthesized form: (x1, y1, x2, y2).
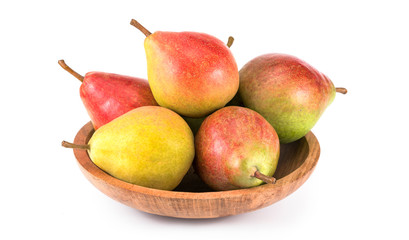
(62, 106, 195, 190)
(58, 60, 158, 129)
(239, 53, 347, 143)
(195, 106, 280, 191)
(181, 36, 235, 135)
(130, 19, 239, 118)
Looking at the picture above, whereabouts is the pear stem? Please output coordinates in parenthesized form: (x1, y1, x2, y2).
(336, 87, 348, 94)
(253, 170, 276, 184)
(61, 140, 90, 150)
(130, 19, 151, 37)
(58, 60, 84, 82)
(227, 36, 234, 48)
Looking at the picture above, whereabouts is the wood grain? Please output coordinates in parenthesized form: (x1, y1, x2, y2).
(71, 122, 320, 219)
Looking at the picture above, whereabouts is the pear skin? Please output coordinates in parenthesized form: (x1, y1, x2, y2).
(58, 60, 158, 129)
(130, 19, 239, 118)
(80, 72, 158, 129)
(87, 106, 195, 190)
(144, 32, 239, 117)
(239, 54, 346, 143)
(195, 106, 280, 191)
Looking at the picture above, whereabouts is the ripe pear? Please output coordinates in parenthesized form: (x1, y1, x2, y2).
(239, 53, 347, 143)
(195, 106, 280, 191)
(62, 106, 195, 190)
(130, 19, 239, 118)
(58, 60, 158, 129)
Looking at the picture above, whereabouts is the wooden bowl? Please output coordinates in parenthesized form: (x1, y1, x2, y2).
(71, 122, 320, 219)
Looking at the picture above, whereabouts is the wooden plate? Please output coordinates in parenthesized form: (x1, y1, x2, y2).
(71, 122, 320, 218)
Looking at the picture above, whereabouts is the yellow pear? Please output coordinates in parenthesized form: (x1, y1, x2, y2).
(63, 106, 195, 190)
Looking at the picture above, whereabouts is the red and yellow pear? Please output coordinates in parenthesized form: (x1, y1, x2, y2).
(195, 106, 280, 191)
(130, 19, 239, 118)
(58, 60, 158, 129)
(239, 53, 347, 143)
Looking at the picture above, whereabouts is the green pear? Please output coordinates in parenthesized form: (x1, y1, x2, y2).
(239, 53, 347, 143)
(63, 106, 195, 190)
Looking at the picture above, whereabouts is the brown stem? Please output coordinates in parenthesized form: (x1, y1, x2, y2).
(130, 19, 151, 37)
(336, 87, 348, 94)
(61, 140, 90, 150)
(227, 36, 234, 48)
(58, 60, 84, 82)
(253, 170, 276, 184)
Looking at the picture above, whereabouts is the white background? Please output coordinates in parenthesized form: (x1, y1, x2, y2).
(1, 0, 408, 239)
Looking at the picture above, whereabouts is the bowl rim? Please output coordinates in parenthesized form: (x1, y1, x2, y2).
(73, 121, 320, 200)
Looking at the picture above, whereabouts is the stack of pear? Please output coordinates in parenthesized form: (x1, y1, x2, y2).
(62, 18, 347, 193)
(61, 20, 241, 191)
